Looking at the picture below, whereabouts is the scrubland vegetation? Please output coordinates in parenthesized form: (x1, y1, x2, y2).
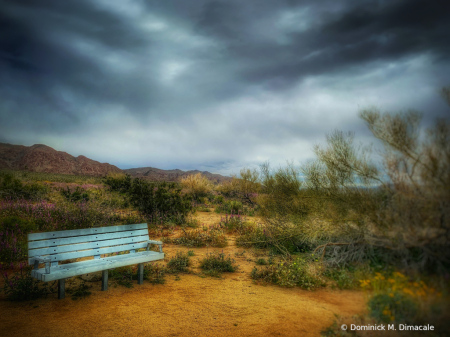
(1, 86, 449, 335)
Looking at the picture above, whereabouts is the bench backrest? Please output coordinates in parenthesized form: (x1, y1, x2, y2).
(28, 223, 149, 265)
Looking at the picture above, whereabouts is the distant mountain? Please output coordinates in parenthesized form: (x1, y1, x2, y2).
(123, 167, 232, 184)
(0, 142, 232, 183)
(0, 143, 122, 176)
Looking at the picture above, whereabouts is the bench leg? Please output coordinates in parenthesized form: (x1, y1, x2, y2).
(138, 263, 144, 285)
(102, 270, 108, 291)
(58, 279, 65, 299)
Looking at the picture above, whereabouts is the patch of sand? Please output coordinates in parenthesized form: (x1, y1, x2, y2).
(0, 211, 366, 337)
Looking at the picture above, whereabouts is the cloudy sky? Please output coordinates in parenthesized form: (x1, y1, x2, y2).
(1, 0, 449, 176)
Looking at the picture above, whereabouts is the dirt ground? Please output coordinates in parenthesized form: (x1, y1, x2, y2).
(0, 211, 366, 337)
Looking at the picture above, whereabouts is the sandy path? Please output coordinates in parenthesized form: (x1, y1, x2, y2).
(0, 212, 366, 337)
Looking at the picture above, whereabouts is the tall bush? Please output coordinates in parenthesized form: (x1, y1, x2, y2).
(128, 179, 192, 224)
(180, 173, 213, 202)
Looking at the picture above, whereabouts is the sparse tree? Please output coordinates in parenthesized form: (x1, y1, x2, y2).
(216, 168, 261, 205)
(252, 86, 450, 272)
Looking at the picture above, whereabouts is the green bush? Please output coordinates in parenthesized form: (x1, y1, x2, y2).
(109, 266, 134, 288)
(102, 173, 132, 193)
(368, 292, 418, 324)
(1, 264, 56, 301)
(143, 263, 166, 284)
(251, 256, 325, 290)
(323, 266, 360, 290)
(166, 251, 192, 273)
(219, 214, 252, 234)
(128, 179, 192, 224)
(67, 280, 92, 300)
(215, 200, 243, 214)
(0, 217, 30, 265)
(60, 186, 89, 202)
(256, 258, 267, 265)
(184, 216, 199, 228)
(164, 227, 227, 248)
(1, 215, 37, 234)
(0, 173, 48, 200)
(200, 252, 237, 277)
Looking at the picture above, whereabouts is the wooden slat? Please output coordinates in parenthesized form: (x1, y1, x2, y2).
(34, 251, 165, 282)
(28, 223, 148, 241)
(28, 229, 149, 249)
(28, 235, 149, 257)
(28, 242, 148, 265)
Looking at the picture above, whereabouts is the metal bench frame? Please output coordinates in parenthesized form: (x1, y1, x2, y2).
(28, 223, 164, 299)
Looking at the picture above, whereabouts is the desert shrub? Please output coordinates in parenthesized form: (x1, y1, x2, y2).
(215, 200, 243, 214)
(187, 250, 195, 256)
(1, 215, 37, 234)
(0, 217, 29, 265)
(143, 262, 166, 284)
(67, 280, 92, 300)
(251, 256, 325, 290)
(214, 195, 224, 204)
(180, 173, 213, 202)
(256, 258, 267, 265)
(360, 271, 448, 327)
(236, 225, 269, 249)
(200, 252, 237, 277)
(228, 200, 243, 213)
(253, 86, 450, 273)
(216, 168, 260, 206)
(109, 266, 134, 288)
(128, 179, 192, 224)
(369, 292, 418, 324)
(60, 186, 89, 202)
(323, 265, 368, 290)
(183, 216, 199, 228)
(166, 251, 192, 273)
(1, 264, 56, 301)
(236, 222, 310, 254)
(164, 227, 227, 248)
(102, 173, 132, 193)
(219, 214, 253, 235)
(97, 190, 130, 209)
(0, 169, 103, 184)
(0, 199, 120, 231)
(0, 173, 48, 201)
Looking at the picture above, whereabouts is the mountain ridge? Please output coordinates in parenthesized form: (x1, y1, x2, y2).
(0, 142, 231, 183)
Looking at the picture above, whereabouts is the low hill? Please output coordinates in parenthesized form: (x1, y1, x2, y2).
(0, 143, 122, 176)
(124, 167, 232, 184)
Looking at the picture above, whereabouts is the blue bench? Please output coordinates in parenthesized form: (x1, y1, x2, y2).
(28, 223, 164, 299)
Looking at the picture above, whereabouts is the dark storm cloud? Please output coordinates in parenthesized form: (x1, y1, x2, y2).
(206, 0, 450, 89)
(0, 0, 449, 174)
(0, 1, 164, 114)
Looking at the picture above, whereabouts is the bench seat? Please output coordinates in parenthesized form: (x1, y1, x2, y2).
(31, 250, 164, 282)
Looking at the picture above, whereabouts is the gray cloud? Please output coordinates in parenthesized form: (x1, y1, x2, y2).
(0, 0, 449, 175)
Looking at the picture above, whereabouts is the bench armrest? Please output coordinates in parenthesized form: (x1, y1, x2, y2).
(146, 240, 163, 253)
(30, 256, 52, 274)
